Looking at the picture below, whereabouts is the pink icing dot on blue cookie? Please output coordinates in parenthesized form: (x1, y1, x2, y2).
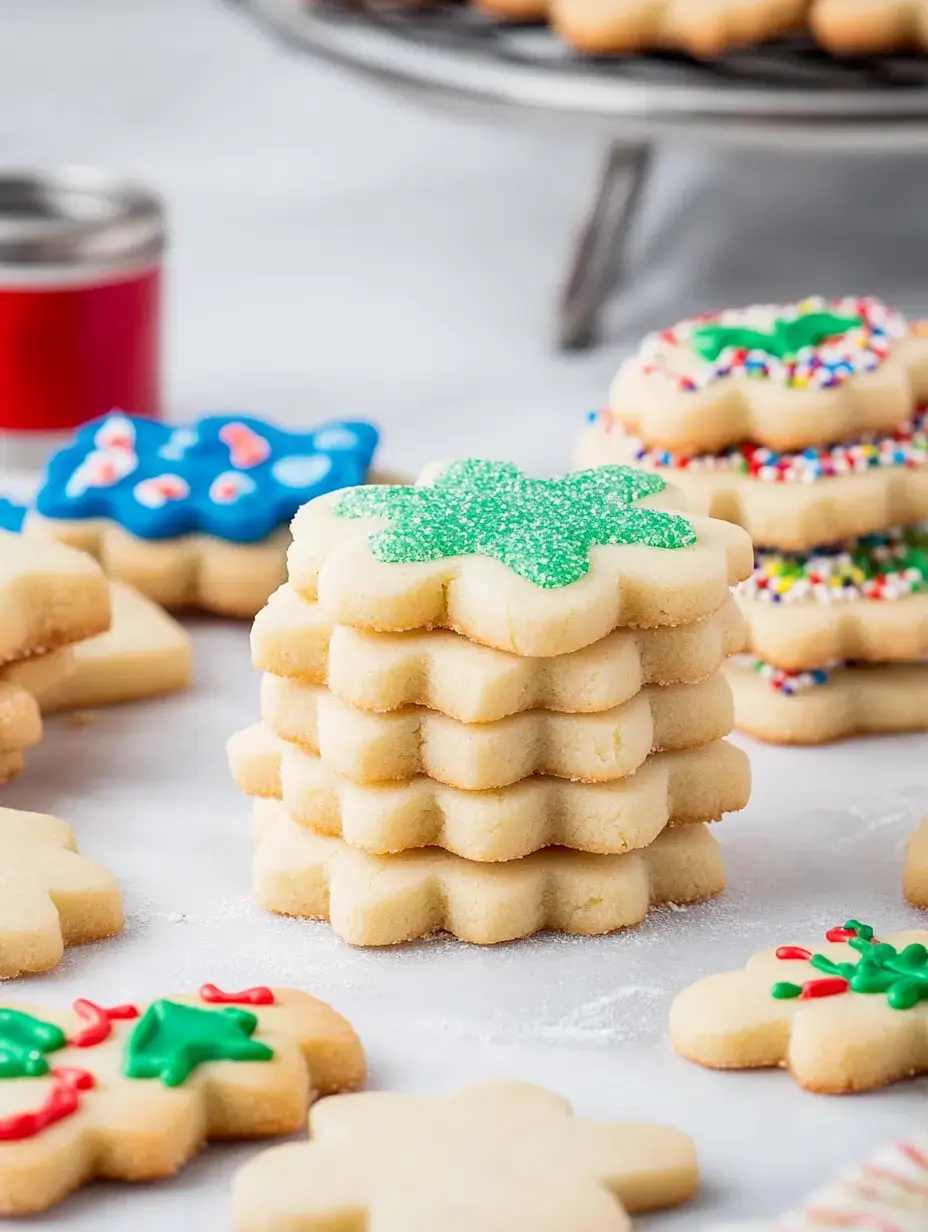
(35, 412, 379, 544)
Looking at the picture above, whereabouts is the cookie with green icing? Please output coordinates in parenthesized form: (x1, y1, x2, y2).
(671, 921, 928, 1093)
(0, 987, 365, 1215)
(608, 295, 928, 454)
(287, 460, 753, 658)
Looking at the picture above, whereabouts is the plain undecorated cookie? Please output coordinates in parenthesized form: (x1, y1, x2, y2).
(231, 724, 750, 860)
(670, 920, 928, 1093)
(288, 460, 752, 656)
(0, 530, 110, 665)
(16, 581, 192, 713)
(0, 985, 365, 1213)
(259, 672, 735, 788)
(253, 585, 747, 722)
(725, 659, 928, 744)
(253, 800, 726, 945)
(233, 1079, 698, 1232)
(0, 806, 123, 977)
(903, 816, 928, 909)
(0, 679, 43, 784)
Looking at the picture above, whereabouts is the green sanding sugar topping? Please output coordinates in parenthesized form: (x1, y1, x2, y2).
(124, 1000, 273, 1087)
(692, 311, 863, 363)
(0, 1009, 66, 1079)
(333, 460, 697, 588)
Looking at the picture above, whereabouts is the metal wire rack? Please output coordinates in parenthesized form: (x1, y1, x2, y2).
(238, 0, 928, 345)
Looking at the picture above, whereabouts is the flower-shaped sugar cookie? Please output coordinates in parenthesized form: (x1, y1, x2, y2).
(608, 296, 928, 455)
(233, 1079, 698, 1231)
(288, 460, 752, 657)
(671, 920, 928, 1092)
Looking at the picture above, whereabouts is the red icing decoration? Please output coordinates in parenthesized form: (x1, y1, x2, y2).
(825, 926, 857, 942)
(776, 946, 812, 961)
(71, 1000, 140, 1048)
(800, 977, 850, 1000)
(199, 983, 275, 1006)
(0, 1068, 95, 1141)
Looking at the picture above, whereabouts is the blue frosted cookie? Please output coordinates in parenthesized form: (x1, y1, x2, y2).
(35, 412, 379, 544)
(0, 498, 26, 533)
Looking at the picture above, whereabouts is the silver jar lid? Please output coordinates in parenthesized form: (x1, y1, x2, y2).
(0, 166, 164, 267)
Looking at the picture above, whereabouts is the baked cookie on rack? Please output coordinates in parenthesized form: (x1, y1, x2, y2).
(811, 0, 928, 54)
(551, 0, 808, 56)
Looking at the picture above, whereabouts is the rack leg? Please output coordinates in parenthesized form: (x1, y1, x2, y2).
(556, 140, 652, 351)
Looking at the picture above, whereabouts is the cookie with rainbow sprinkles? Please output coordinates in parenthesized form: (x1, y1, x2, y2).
(25, 412, 380, 618)
(736, 529, 928, 671)
(671, 920, 928, 1093)
(722, 657, 928, 744)
(608, 296, 928, 454)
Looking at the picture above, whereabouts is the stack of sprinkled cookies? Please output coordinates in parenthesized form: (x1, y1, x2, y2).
(576, 295, 928, 745)
(228, 459, 753, 946)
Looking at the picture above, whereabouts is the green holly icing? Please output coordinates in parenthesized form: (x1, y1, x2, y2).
(332, 461, 696, 589)
(124, 1000, 273, 1087)
(772, 921, 928, 1012)
(692, 311, 863, 363)
(0, 1009, 66, 1078)
(771, 982, 802, 1000)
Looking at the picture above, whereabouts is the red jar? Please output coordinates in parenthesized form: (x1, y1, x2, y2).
(0, 167, 164, 471)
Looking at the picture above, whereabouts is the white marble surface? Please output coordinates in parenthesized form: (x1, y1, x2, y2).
(3, 0, 928, 1227)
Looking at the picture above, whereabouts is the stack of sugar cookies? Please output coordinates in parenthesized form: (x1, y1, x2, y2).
(577, 295, 928, 745)
(229, 459, 753, 946)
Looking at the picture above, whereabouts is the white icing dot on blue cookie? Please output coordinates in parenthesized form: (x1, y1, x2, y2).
(272, 455, 332, 489)
(312, 427, 358, 452)
(159, 428, 199, 461)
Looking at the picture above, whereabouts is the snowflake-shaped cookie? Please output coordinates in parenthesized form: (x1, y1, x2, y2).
(289, 460, 752, 656)
(233, 1079, 698, 1231)
(671, 920, 928, 1092)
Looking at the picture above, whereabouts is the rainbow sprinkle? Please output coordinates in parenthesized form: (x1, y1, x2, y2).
(752, 659, 834, 694)
(740, 528, 928, 604)
(594, 404, 928, 483)
(633, 295, 906, 393)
